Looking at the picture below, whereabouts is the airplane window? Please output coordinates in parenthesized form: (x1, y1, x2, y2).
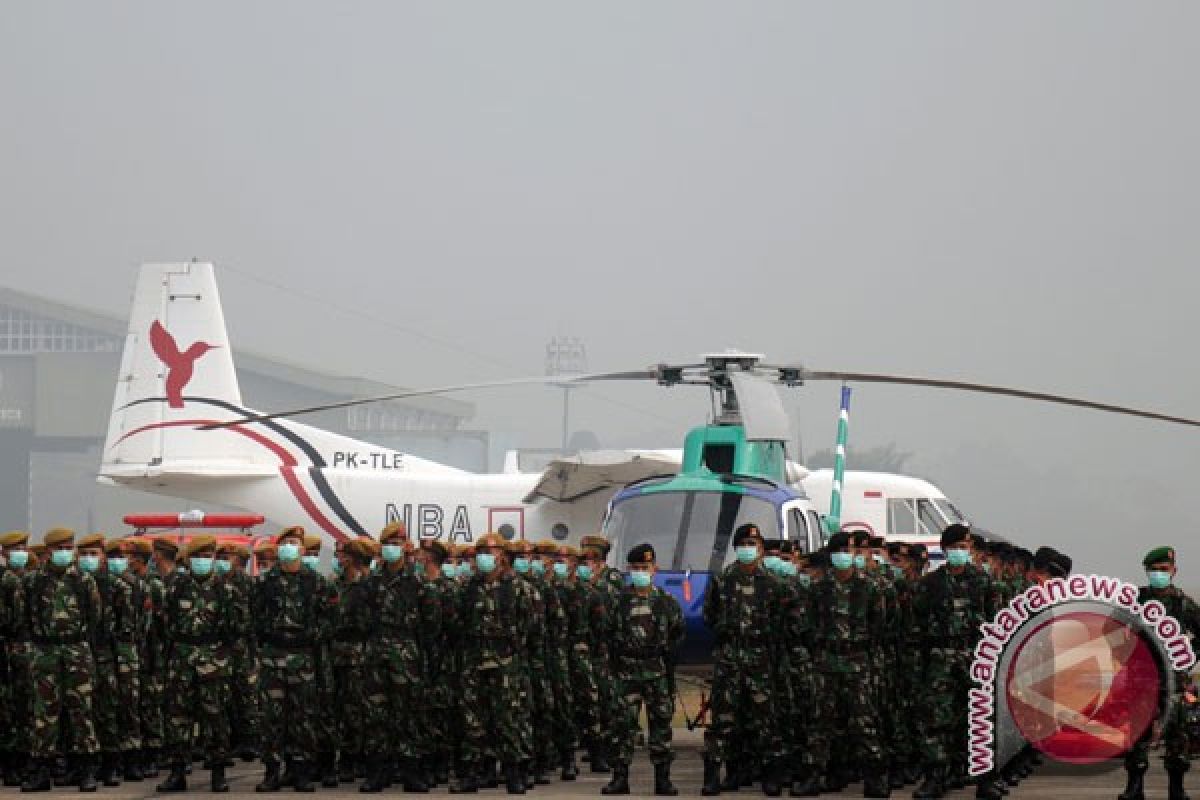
(551, 523, 569, 541)
(498, 524, 516, 540)
(917, 499, 945, 539)
(788, 510, 808, 551)
(933, 498, 966, 524)
(808, 512, 823, 549)
(888, 498, 916, 536)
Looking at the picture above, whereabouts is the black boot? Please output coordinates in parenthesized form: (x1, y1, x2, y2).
(257, 759, 283, 793)
(590, 745, 611, 774)
(403, 759, 430, 793)
(654, 762, 678, 797)
(974, 772, 1004, 800)
(720, 763, 741, 792)
(864, 769, 890, 798)
(212, 763, 230, 793)
(763, 762, 785, 797)
(504, 764, 525, 795)
(913, 768, 944, 799)
(560, 751, 578, 782)
(78, 759, 98, 793)
(339, 755, 358, 784)
(789, 773, 821, 797)
(156, 763, 187, 793)
(292, 760, 314, 793)
(702, 759, 722, 797)
(450, 764, 478, 794)
(143, 749, 160, 779)
(602, 763, 631, 795)
(124, 753, 144, 782)
(359, 762, 387, 794)
(1118, 765, 1146, 800)
(6, 754, 26, 788)
(1169, 766, 1190, 800)
(945, 766, 965, 791)
(101, 754, 121, 787)
(20, 759, 51, 793)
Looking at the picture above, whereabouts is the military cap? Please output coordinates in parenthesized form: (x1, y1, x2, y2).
(793, 551, 809, 565)
(1143, 546, 1175, 568)
(253, 537, 276, 553)
(909, 543, 928, 561)
(627, 543, 657, 565)
(76, 533, 105, 550)
(777, 540, 795, 555)
(868, 535, 885, 548)
(850, 530, 872, 547)
(0, 531, 30, 547)
(826, 531, 851, 551)
(233, 543, 251, 559)
(579, 535, 611, 556)
(276, 525, 306, 545)
(732, 523, 763, 546)
(302, 533, 322, 551)
(358, 536, 381, 557)
(559, 544, 580, 558)
(152, 537, 180, 558)
(1012, 547, 1033, 566)
(762, 538, 784, 554)
(125, 538, 153, 557)
(30, 544, 47, 558)
(422, 540, 448, 564)
(1033, 546, 1072, 578)
(941, 524, 971, 548)
(534, 539, 560, 555)
(216, 540, 236, 555)
(186, 535, 218, 557)
(343, 539, 373, 563)
(809, 551, 829, 568)
(104, 540, 125, 557)
(476, 532, 508, 550)
(379, 522, 408, 543)
(43, 527, 76, 547)
(886, 541, 905, 558)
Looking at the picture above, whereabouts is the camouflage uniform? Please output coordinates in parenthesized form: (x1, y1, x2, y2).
(527, 568, 566, 776)
(139, 569, 169, 764)
(225, 567, 261, 756)
(777, 572, 816, 784)
(161, 568, 241, 765)
(611, 584, 684, 766)
(512, 570, 544, 777)
(254, 565, 330, 770)
(25, 562, 103, 761)
(93, 567, 141, 770)
(328, 568, 373, 779)
(1, 563, 33, 780)
(590, 567, 623, 759)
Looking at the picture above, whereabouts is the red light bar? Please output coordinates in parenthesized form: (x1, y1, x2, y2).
(123, 512, 265, 529)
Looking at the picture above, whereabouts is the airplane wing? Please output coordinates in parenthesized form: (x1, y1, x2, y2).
(524, 450, 683, 503)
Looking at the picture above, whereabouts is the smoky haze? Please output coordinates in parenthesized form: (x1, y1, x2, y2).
(1, 2, 1197, 583)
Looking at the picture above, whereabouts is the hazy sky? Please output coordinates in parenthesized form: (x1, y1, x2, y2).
(2, 2, 1198, 581)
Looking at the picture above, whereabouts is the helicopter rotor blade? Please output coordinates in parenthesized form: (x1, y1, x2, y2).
(198, 369, 659, 430)
(729, 372, 791, 441)
(799, 370, 1200, 428)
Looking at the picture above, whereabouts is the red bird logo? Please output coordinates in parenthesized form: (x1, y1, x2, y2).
(149, 320, 218, 408)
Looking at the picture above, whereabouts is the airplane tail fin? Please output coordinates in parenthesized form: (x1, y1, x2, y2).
(101, 263, 276, 479)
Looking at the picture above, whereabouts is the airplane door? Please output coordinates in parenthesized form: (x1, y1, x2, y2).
(486, 507, 525, 541)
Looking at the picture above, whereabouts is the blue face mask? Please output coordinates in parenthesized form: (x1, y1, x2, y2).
(78, 555, 101, 574)
(1148, 570, 1171, 590)
(630, 570, 653, 589)
(8, 550, 29, 569)
(459, 562, 473, 578)
(301, 555, 319, 570)
(853, 554, 867, 570)
(381, 544, 404, 563)
(830, 552, 854, 571)
(412, 560, 427, 576)
(945, 548, 971, 568)
(891, 565, 905, 579)
(190, 557, 214, 577)
(780, 561, 798, 578)
(763, 555, 783, 573)
(215, 558, 232, 575)
(476, 553, 497, 574)
(531, 560, 546, 576)
(981, 562, 992, 575)
(277, 543, 301, 563)
(553, 562, 569, 578)
(795, 572, 811, 587)
(441, 563, 457, 579)
(107, 556, 129, 575)
(51, 549, 74, 568)
(513, 557, 530, 574)
(576, 565, 593, 581)
(735, 546, 759, 565)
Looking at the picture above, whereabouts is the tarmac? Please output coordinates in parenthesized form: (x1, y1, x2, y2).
(3, 729, 1182, 800)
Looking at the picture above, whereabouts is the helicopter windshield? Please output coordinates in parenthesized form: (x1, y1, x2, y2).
(605, 490, 780, 572)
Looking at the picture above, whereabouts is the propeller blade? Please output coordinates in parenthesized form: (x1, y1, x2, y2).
(729, 372, 791, 441)
(198, 369, 659, 430)
(800, 370, 1200, 428)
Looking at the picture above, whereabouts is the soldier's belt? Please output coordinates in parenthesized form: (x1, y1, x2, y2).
(31, 634, 85, 645)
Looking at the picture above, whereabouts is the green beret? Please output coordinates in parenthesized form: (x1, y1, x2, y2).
(1143, 546, 1175, 568)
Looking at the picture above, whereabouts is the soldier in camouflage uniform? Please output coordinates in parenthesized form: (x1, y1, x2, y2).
(361, 522, 440, 793)
(452, 532, 534, 795)
(21, 527, 103, 793)
(528, 540, 572, 782)
(911, 525, 992, 800)
(417, 539, 459, 788)
(254, 526, 330, 792)
(505, 539, 545, 789)
(579, 538, 618, 774)
(601, 543, 684, 797)
(882, 542, 922, 788)
(155, 535, 242, 793)
(298, 534, 340, 788)
(808, 531, 888, 799)
(701, 524, 788, 797)
(79, 535, 140, 787)
(1, 531, 34, 786)
(216, 542, 261, 762)
(254, 538, 278, 576)
(328, 538, 375, 785)
(135, 537, 181, 779)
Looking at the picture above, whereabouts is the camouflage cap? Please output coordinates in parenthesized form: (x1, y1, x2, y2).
(186, 534, 218, 557)
(379, 522, 408, 543)
(43, 527, 76, 547)
(1143, 546, 1175, 568)
(276, 526, 306, 545)
(0, 530, 30, 547)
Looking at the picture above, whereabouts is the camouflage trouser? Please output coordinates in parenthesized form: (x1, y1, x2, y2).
(0, 649, 10, 753)
(918, 645, 972, 771)
(139, 647, 166, 752)
(569, 643, 599, 748)
(314, 645, 338, 757)
(783, 647, 816, 771)
(892, 643, 924, 769)
(547, 644, 575, 755)
(228, 641, 261, 751)
(30, 641, 99, 758)
(363, 638, 422, 760)
(259, 644, 319, 763)
(93, 644, 141, 755)
(528, 647, 557, 768)
(1127, 679, 1191, 772)
(460, 662, 526, 766)
(703, 642, 779, 764)
(591, 647, 619, 751)
(614, 671, 674, 766)
(9, 644, 35, 755)
(333, 662, 370, 760)
(809, 651, 883, 772)
(163, 643, 230, 763)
